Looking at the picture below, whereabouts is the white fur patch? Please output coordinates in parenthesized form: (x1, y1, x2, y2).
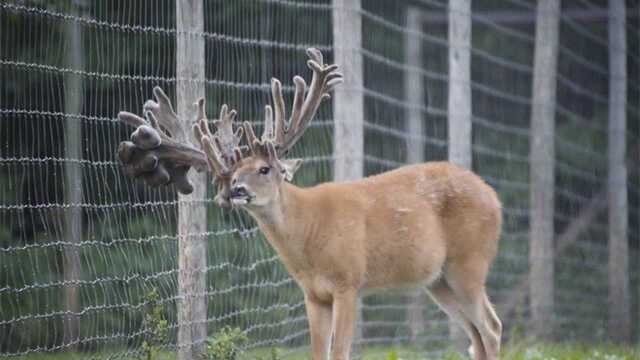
(231, 198, 249, 206)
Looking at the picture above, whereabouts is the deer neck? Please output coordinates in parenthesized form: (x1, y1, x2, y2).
(245, 183, 315, 274)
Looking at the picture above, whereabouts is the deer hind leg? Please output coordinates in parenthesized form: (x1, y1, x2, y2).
(445, 261, 502, 360)
(482, 292, 502, 351)
(427, 278, 487, 360)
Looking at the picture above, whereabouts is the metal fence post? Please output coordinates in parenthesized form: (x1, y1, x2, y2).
(176, 0, 207, 358)
(529, 0, 560, 340)
(332, 0, 364, 352)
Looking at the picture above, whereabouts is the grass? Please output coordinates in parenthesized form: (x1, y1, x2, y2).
(9, 343, 639, 360)
(245, 344, 638, 360)
(497, 343, 639, 360)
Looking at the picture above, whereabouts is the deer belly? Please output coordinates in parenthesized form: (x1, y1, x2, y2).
(363, 229, 446, 289)
(364, 258, 444, 289)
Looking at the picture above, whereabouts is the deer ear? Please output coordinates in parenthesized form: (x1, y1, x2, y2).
(280, 158, 302, 181)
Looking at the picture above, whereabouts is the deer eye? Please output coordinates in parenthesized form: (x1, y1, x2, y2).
(258, 166, 270, 175)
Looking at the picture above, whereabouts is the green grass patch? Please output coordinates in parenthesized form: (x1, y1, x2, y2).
(9, 343, 639, 360)
(241, 343, 639, 360)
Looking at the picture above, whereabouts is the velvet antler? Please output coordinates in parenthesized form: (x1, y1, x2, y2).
(243, 48, 343, 162)
(117, 87, 210, 194)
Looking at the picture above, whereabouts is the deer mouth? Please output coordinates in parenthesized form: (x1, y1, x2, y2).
(229, 187, 254, 205)
(230, 195, 253, 205)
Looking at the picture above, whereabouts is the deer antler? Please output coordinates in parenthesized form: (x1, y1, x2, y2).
(190, 99, 246, 208)
(120, 49, 340, 197)
(192, 101, 244, 177)
(118, 87, 209, 194)
(244, 48, 343, 158)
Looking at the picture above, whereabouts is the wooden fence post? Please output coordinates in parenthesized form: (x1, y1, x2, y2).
(448, 0, 472, 167)
(332, 0, 364, 352)
(176, 0, 207, 358)
(529, 0, 560, 340)
(607, 0, 630, 343)
(406, 7, 425, 166)
(63, 0, 87, 350)
(405, 5, 426, 342)
(447, 0, 472, 350)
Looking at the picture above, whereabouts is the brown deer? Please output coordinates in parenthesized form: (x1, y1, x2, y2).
(117, 48, 502, 360)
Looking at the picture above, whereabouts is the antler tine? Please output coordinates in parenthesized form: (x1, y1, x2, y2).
(243, 119, 267, 158)
(240, 48, 341, 161)
(196, 130, 226, 176)
(307, 47, 323, 65)
(143, 87, 181, 137)
(262, 105, 275, 142)
(192, 98, 227, 175)
(275, 47, 343, 156)
(288, 76, 307, 134)
(270, 78, 286, 145)
(211, 104, 243, 167)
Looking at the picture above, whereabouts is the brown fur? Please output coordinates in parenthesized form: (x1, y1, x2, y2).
(231, 158, 502, 360)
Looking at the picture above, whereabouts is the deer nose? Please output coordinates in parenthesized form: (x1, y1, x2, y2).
(230, 185, 248, 198)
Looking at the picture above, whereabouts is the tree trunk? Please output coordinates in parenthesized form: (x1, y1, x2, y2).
(332, 0, 364, 353)
(607, 0, 630, 343)
(447, 0, 472, 352)
(529, 0, 560, 340)
(63, 0, 86, 350)
(176, 0, 207, 358)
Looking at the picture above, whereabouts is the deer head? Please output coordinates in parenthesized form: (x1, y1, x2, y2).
(194, 48, 342, 208)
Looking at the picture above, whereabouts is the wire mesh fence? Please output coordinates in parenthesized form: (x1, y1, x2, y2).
(1, 0, 638, 359)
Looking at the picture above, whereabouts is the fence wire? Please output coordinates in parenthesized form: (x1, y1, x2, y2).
(0, 0, 638, 359)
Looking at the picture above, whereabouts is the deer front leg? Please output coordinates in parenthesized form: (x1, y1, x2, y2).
(305, 293, 333, 360)
(330, 290, 358, 360)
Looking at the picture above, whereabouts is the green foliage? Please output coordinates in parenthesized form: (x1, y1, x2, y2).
(384, 349, 399, 360)
(140, 288, 169, 360)
(203, 327, 248, 360)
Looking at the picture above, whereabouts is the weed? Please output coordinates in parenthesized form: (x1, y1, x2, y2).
(140, 288, 168, 360)
(203, 326, 248, 360)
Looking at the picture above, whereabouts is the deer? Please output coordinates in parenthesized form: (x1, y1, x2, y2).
(117, 48, 503, 360)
